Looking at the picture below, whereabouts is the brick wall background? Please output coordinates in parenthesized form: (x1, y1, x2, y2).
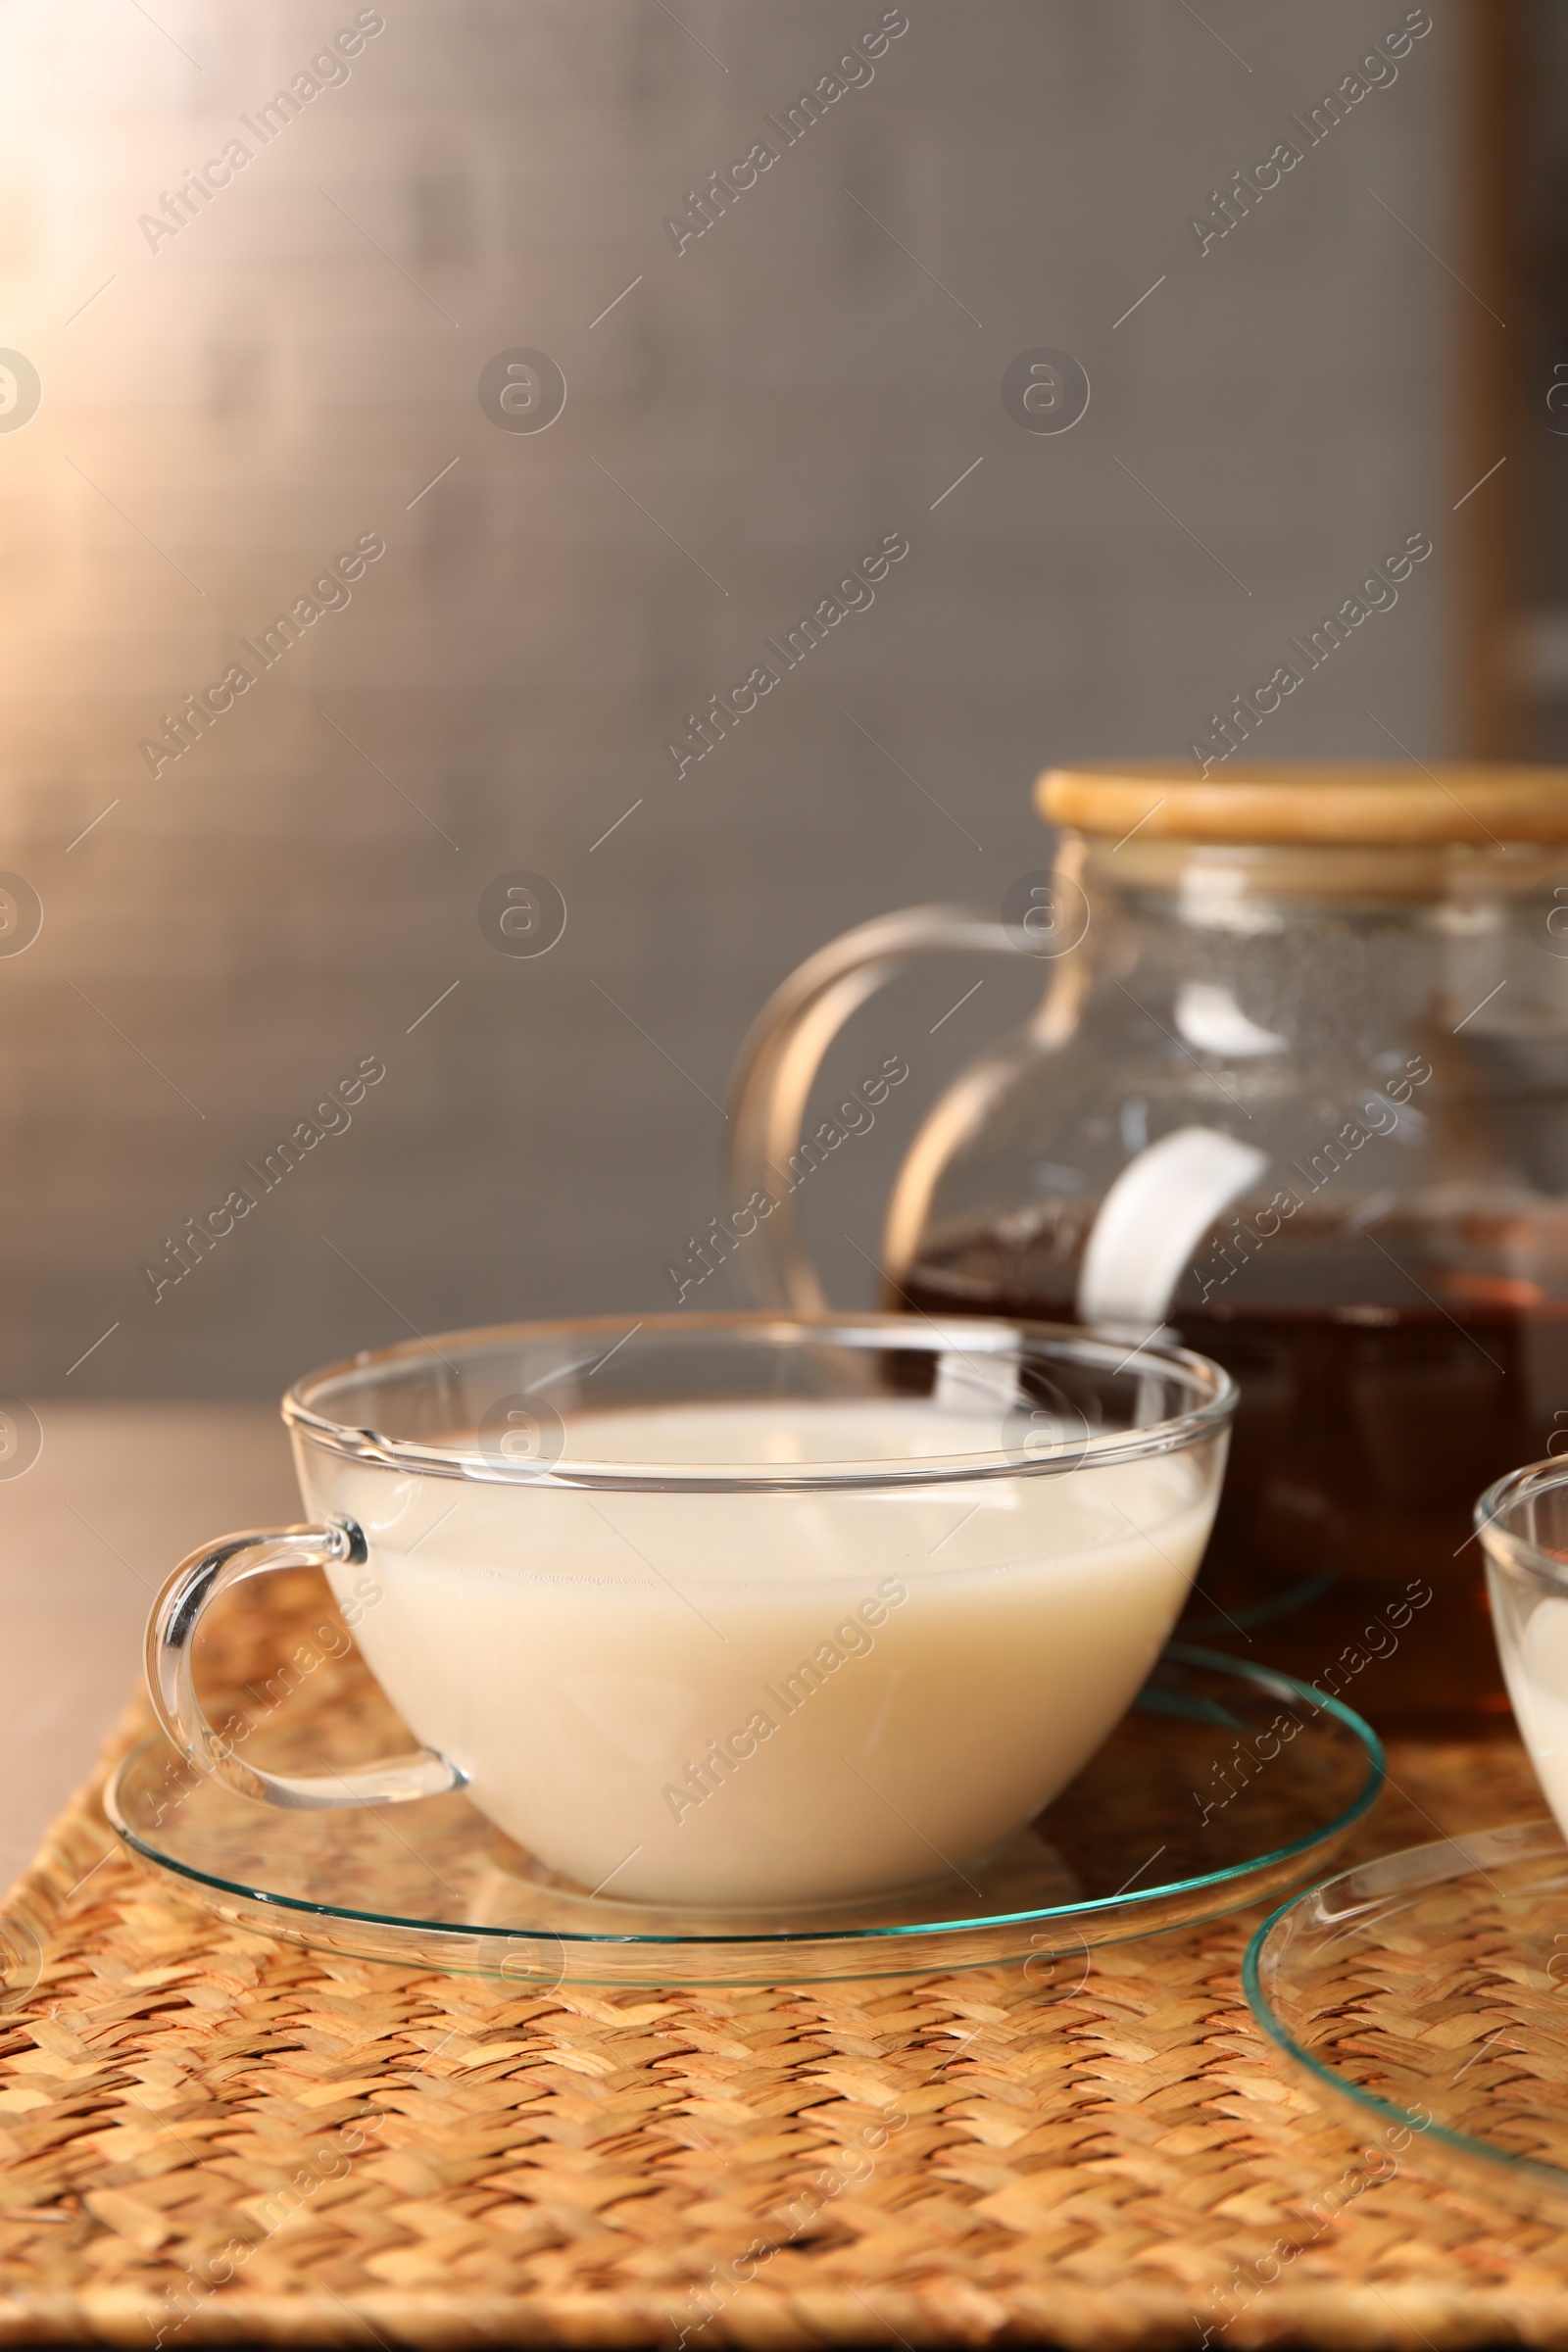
(0, 0, 1457, 1397)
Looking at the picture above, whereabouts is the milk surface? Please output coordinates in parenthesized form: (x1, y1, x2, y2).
(306, 1399, 1218, 1907)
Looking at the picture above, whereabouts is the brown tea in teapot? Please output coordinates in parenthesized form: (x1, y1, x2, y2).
(902, 1196, 1568, 1733)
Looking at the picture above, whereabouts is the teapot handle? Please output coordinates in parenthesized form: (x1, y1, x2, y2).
(724, 904, 1028, 1310)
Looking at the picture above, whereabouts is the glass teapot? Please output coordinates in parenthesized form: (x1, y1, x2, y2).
(724, 761, 1568, 1734)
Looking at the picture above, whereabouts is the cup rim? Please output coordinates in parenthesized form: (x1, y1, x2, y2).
(280, 1310, 1238, 1493)
(1477, 1456, 1568, 1586)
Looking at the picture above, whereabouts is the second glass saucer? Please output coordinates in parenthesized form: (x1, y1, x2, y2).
(109, 1644, 1381, 1986)
(1247, 1823, 1568, 2220)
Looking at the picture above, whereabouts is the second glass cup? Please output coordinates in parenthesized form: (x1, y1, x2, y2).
(1478, 1456, 1568, 1834)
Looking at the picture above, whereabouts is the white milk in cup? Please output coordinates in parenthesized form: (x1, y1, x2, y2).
(1480, 1460, 1568, 1836)
(148, 1317, 1236, 1912)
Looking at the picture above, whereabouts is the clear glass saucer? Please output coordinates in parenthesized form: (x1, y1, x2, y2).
(107, 1644, 1380, 1986)
(1247, 1823, 1568, 2220)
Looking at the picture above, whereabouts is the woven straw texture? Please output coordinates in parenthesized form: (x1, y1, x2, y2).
(0, 1573, 1564, 2349)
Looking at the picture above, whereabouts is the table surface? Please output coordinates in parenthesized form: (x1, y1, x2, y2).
(3, 1595, 1554, 2349)
(3, 1410, 1561, 2348)
(0, 1401, 298, 1895)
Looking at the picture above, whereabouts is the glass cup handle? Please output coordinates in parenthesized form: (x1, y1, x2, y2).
(725, 903, 1026, 1309)
(146, 1519, 466, 1810)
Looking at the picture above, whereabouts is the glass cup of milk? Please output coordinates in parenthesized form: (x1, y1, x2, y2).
(147, 1313, 1236, 1912)
(1479, 1459, 1568, 1828)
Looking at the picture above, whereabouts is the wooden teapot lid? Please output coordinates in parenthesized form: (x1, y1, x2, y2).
(1037, 760, 1568, 847)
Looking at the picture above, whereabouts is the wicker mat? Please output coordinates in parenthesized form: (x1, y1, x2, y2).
(0, 1576, 1565, 2349)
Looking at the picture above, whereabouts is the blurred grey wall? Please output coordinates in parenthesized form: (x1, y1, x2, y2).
(0, 0, 1457, 1396)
